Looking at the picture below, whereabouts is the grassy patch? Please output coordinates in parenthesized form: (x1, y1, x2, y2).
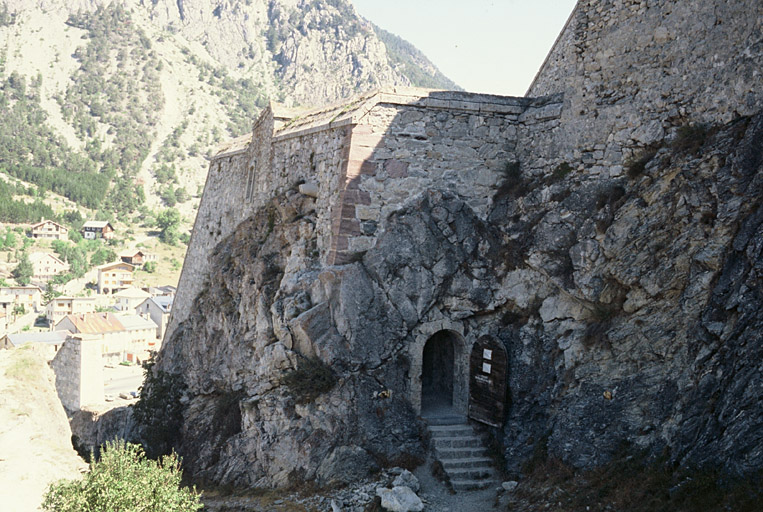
(550, 161, 574, 183)
(672, 123, 710, 153)
(496, 161, 530, 199)
(583, 301, 623, 349)
(282, 356, 337, 405)
(625, 148, 658, 179)
(4, 347, 44, 383)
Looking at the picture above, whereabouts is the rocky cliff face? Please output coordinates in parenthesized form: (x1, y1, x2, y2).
(155, 111, 762, 487)
(149, 0, 763, 491)
(493, 113, 763, 476)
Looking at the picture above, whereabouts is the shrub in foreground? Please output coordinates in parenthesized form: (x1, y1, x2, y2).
(42, 440, 202, 512)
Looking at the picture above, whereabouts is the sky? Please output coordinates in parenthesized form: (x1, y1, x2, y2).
(352, 0, 578, 96)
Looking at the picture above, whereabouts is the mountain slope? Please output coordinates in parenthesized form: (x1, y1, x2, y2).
(0, 0, 457, 224)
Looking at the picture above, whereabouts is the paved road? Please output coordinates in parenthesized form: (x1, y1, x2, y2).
(103, 365, 144, 400)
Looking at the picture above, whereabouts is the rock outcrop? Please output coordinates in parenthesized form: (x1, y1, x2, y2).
(152, 0, 763, 489)
(156, 111, 762, 484)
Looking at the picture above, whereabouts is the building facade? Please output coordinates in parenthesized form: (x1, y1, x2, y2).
(0, 286, 43, 313)
(46, 296, 96, 327)
(31, 219, 68, 240)
(29, 252, 69, 282)
(82, 221, 114, 240)
(97, 262, 135, 294)
(136, 295, 173, 344)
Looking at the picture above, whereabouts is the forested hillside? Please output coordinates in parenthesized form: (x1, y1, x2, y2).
(0, 0, 455, 229)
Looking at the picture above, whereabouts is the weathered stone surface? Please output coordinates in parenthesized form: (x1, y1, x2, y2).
(146, 0, 763, 492)
(316, 445, 379, 487)
(376, 486, 424, 512)
(392, 470, 420, 493)
(502, 480, 519, 492)
(154, 110, 763, 485)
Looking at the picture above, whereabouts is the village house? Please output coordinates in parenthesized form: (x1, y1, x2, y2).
(117, 314, 161, 361)
(0, 297, 12, 321)
(136, 295, 173, 343)
(55, 312, 158, 364)
(1, 330, 72, 360)
(81, 220, 115, 240)
(0, 312, 7, 336)
(29, 252, 69, 282)
(46, 296, 96, 327)
(97, 261, 135, 294)
(31, 219, 68, 240)
(146, 285, 176, 297)
(0, 286, 43, 313)
(120, 249, 156, 267)
(114, 287, 151, 312)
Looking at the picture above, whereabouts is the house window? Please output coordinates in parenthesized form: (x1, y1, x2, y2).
(245, 159, 257, 202)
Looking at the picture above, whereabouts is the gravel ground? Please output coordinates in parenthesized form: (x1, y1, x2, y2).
(202, 456, 510, 511)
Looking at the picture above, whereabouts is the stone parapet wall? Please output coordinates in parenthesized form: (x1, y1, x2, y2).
(269, 124, 352, 264)
(527, 0, 763, 175)
(167, 139, 249, 335)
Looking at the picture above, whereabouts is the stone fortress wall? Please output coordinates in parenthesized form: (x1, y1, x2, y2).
(170, 89, 563, 332)
(169, 0, 762, 346)
(525, 0, 763, 177)
(155, 0, 763, 487)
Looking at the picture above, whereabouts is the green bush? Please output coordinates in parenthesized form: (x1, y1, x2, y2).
(157, 208, 181, 245)
(133, 361, 187, 458)
(551, 161, 574, 181)
(672, 123, 710, 153)
(42, 440, 202, 512)
(283, 356, 337, 404)
(496, 161, 529, 199)
(625, 148, 658, 179)
(11, 252, 33, 285)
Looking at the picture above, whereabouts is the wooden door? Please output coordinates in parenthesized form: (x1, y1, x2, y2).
(468, 335, 508, 427)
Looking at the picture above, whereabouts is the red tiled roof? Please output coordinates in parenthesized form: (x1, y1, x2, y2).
(63, 312, 125, 334)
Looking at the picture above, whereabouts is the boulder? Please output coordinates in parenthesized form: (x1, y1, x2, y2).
(376, 486, 424, 512)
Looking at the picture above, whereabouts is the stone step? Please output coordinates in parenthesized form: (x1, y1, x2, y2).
(432, 436, 483, 449)
(441, 456, 494, 469)
(447, 467, 495, 481)
(422, 414, 468, 426)
(451, 478, 500, 492)
(436, 446, 489, 459)
(428, 424, 475, 438)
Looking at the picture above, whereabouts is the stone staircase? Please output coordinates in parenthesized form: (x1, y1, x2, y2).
(426, 415, 499, 492)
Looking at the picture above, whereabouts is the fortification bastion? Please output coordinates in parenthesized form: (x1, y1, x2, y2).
(149, 0, 763, 490)
(170, 88, 564, 334)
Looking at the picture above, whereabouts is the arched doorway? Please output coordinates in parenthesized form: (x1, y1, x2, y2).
(421, 330, 458, 415)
